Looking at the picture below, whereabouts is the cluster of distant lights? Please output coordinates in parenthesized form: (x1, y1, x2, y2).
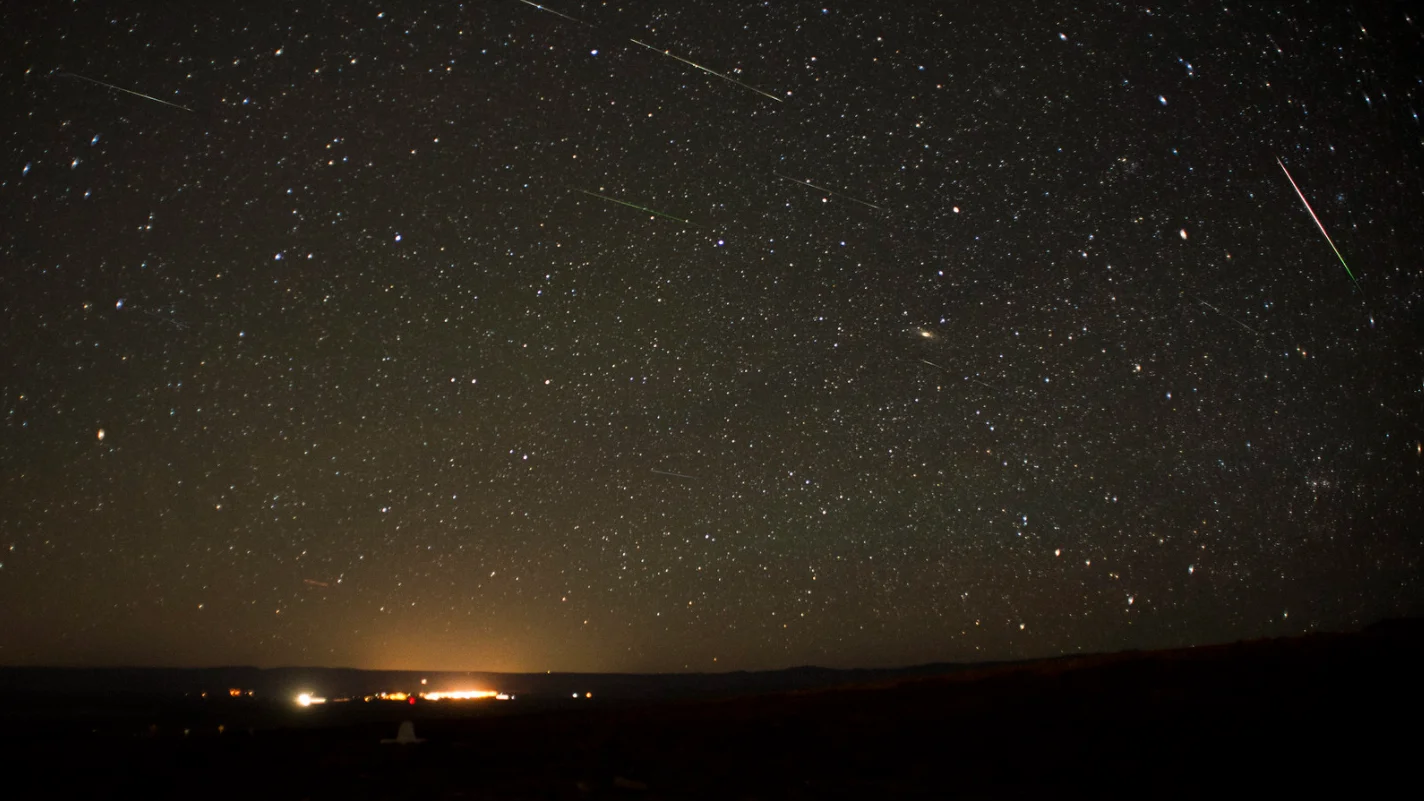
(194, 688, 255, 698)
(295, 689, 516, 706)
(295, 688, 597, 706)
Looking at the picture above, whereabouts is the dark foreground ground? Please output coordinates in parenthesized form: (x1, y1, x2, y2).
(3, 622, 1421, 800)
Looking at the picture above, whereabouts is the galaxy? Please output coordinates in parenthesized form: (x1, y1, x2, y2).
(2, 1, 1421, 673)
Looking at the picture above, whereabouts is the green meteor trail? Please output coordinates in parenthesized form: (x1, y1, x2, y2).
(1276, 157, 1360, 290)
(571, 188, 696, 225)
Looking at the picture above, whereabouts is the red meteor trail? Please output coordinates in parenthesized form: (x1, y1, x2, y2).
(1276, 157, 1359, 289)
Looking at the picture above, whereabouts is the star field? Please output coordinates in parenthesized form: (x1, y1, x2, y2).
(2, 1, 1422, 672)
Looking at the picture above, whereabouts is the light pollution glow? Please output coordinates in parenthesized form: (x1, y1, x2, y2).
(419, 690, 498, 701)
(296, 689, 507, 706)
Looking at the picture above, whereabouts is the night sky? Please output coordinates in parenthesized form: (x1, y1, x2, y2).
(3, 1, 1423, 673)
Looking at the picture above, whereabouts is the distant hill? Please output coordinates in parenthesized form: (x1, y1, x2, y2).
(0, 659, 975, 703)
(5, 619, 1421, 704)
(3, 620, 1421, 798)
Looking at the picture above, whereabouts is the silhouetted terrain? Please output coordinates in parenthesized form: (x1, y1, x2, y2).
(0, 661, 974, 706)
(3, 621, 1420, 799)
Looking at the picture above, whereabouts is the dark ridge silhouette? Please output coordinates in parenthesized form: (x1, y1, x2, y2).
(0, 660, 978, 703)
(2, 621, 1420, 798)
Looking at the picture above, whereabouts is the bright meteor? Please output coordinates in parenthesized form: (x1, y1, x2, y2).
(773, 172, 885, 211)
(571, 188, 696, 225)
(58, 71, 193, 112)
(630, 39, 783, 103)
(515, 0, 584, 24)
(1276, 157, 1359, 289)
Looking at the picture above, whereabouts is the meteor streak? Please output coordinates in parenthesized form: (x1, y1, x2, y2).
(651, 468, 698, 480)
(630, 39, 783, 103)
(58, 71, 193, 112)
(1197, 299, 1268, 347)
(1276, 157, 1359, 289)
(773, 172, 885, 211)
(1197, 299, 1261, 336)
(571, 188, 696, 225)
(916, 360, 996, 391)
(515, 0, 584, 24)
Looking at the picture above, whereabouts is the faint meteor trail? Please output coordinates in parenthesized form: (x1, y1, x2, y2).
(58, 71, 193, 112)
(516, 0, 584, 24)
(916, 359, 997, 391)
(773, 172, 885, 211)
(135, 307, 190, 330)
(651, 468, 698, 480)
(630, 39, 783, 103)
(1197, 299, 1262, 337)
(1276, 157, 1359, 289)
(571, 188, 696, 225)
(966, 377, 996, 391)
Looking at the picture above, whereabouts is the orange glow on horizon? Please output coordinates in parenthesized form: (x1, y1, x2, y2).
(302, 689, 510, 705)
(419, 689, 498, 701)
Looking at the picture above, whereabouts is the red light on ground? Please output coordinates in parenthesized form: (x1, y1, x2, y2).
(408, 696, 416, 705)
